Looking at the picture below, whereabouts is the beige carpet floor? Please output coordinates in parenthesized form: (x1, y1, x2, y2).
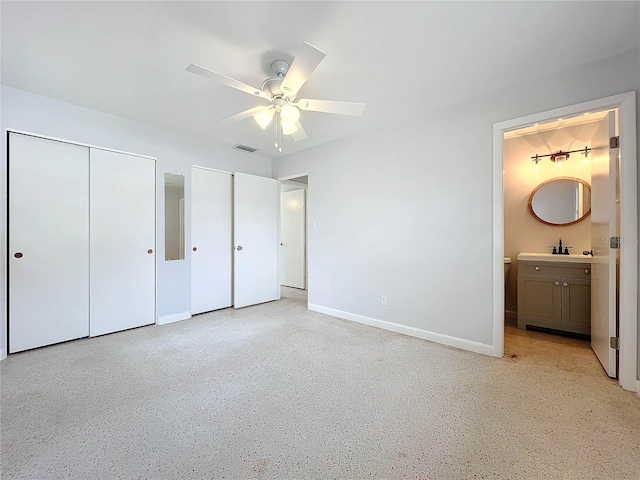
(1, 287, 639, 479)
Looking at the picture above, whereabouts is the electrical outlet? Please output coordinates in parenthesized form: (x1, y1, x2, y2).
(380, 295, 387, 306)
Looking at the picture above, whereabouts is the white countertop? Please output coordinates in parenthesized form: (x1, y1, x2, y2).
(517, 252, 592, 263)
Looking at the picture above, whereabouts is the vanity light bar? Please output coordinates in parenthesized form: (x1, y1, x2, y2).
(530, 146, 590, 164)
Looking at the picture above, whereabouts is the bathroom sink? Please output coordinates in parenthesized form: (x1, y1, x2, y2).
(517, 252, 592, 263)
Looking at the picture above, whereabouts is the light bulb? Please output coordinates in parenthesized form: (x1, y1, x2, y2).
(280, 105, 300, 124)
(556, 159, 563, 168)
(281, 122, 298, 136)
(583, 155, 589, 164)
(254, 108, 275, 129)
(533, 162, 539, 171)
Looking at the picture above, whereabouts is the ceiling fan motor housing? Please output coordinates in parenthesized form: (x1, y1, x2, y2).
(261, 60, 292, 99)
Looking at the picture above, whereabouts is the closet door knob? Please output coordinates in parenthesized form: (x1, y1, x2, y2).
(193, 247, 197, 252)
(563, 282, 568, 287)
(14, 252, 23, 259)
(554, 281, 560, 286)
(147, 249, 153, 254)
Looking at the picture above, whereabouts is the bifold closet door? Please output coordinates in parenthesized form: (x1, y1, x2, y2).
(89, 149, 156, 336)
(233, 172, 279, 308)
(191, 167, 232, 314)
(9, 133, 89, 353)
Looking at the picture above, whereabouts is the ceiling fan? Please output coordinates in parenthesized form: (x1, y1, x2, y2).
(186, 42, 366, 151)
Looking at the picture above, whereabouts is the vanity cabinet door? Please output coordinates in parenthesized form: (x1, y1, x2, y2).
(561, 277, 591, 327)
(518, 275, 562, 323)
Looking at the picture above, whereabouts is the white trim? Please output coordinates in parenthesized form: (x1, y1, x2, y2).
(5, 129, 157, 161)
(309, 304, 494, 356)
(157, 311, 191, 325)
(277, 172, 309, 182)
(492, 91, 638, 391)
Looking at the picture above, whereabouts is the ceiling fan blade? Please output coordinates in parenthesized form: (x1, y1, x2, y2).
(297, 99, 366, 117)
(186, 63, 270, 101)
(280, 42, 326, 96)
(292, 121, 308, 141)
(217, 106, 271, 126)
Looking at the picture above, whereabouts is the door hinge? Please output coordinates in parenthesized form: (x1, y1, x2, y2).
(610, 136, 619, 148)
(610, 337, 619, 350)
(609, 236, 620, 249)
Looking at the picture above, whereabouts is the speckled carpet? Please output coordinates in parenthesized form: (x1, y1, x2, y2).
(2, 287, 639, 479)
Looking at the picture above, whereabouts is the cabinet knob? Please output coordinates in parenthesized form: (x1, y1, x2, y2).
(147, 249, 153, 254)
(554, 281, 560, 286)
(236, 246, 243, 251)
(535, 266, 540, 271)
(585, 269, 590, 274)
(563, 282, 568, 287)
(14, 252, 23, 259)
(193, 247, 197, 252)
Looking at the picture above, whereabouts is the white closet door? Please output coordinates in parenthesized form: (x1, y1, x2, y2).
(233, 172, 279, 308)
(89, 149, 156, 336)
(280, 189, 306, 289)
(191, 167, 233, 314)
(9, 133, 89, 353)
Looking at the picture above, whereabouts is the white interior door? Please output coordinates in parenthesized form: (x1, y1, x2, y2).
(9, 133, 89, 353)
(191, 167, 233, 314)
(280, 189, 306, 289)
(233, 172, 279, 308)
(590, 111, 618, 377)
(89, 149, 156, 336)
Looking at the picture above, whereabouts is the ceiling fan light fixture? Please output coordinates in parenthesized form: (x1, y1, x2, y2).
(253, 108, 275, 129)
(280, 104, 300, 124)
(281, 122, 298, 136)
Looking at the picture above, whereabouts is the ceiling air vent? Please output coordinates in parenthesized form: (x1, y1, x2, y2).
(234, 144, 257, 153)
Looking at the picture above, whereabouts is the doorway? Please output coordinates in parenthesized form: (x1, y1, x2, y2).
(278, 173, 309, 304)
(502, 111, 614, 377)
(493, 92, 638, 392)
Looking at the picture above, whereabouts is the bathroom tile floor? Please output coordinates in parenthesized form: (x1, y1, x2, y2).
(504, 324, 608, 379)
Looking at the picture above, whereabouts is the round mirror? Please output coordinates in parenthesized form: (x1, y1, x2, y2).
(528, 177, 591, 226)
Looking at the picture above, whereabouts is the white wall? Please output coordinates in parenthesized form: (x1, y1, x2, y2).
(272, 49, 640, 362)
(0, 86, 271, 359)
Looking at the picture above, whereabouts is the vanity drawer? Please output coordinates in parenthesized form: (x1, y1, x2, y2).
(519, 262, 591, 278)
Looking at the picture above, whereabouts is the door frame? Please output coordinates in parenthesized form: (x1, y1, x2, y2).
(277, 172, 309, 301)
(492, 92, 638, 392)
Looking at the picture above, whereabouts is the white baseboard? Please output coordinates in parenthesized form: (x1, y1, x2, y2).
(308, 304, 494, 356)
(157, 311, 191, 326)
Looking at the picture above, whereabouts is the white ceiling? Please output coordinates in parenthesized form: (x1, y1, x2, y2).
(504, 110, 609, 139)
(2, 1, 639, 159)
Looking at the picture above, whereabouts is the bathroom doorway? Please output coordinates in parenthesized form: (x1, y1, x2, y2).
(493, 92, 637, 392)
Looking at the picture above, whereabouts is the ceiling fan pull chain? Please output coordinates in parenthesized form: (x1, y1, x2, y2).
(278, 113, 283, 152)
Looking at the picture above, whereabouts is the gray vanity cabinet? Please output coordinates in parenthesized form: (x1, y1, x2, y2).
(517, 261, 591, 335)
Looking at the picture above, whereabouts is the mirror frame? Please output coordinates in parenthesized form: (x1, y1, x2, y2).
(527, 176, 592, 227)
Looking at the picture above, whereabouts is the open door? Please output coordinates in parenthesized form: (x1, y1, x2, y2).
(590, 111, 618, 377)
(280, 188, 306, 289)
(233, 172, 279, 308)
